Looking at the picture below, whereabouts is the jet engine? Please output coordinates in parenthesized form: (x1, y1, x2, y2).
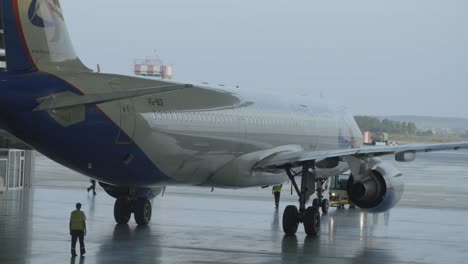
(346, 158, 404, 213)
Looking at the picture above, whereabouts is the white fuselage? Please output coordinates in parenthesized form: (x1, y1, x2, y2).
(114, 81, 363, 188)
(8, 70, 362, 188)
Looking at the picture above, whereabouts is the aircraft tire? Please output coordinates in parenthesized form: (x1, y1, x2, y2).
(321, 199, 329, 214)
(312, 198, 319, 208)
(282, 205, 299, 235)
(134, 199, 152, 225)
(114, 198, 131, 225)
(303, 206, 320, 236)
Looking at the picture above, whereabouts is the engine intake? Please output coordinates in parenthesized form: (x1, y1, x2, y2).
(347, 158, 404, 213)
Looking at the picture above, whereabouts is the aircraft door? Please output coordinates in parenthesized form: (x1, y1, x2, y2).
(110, 79, 136, 144)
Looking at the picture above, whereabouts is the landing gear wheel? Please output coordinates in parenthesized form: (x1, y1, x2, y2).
(312, 198, 319, 208)
(349, 204, 356, 209)
(282, 205, 300, 235)
(303, 206, 320, 236)
(321, 199, 329, 214)
(114, 198, 131, 224)
(134, 199, 152, 225)
(284, 162, 321, 236)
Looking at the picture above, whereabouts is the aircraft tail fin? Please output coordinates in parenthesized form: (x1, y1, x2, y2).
(1, 0, 90, 73)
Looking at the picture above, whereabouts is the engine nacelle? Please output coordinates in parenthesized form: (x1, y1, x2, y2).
(347, 158, 404, 213)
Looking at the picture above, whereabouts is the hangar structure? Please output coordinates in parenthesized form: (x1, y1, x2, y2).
(0, 3, 4, 72)
(0, 133, 35, 192)
(0, 9, 34, 192)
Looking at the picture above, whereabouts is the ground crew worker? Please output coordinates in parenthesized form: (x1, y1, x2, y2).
(69, 203, 86, 257)
(272, 184, 282, 208)
(87, 179, 96, 195)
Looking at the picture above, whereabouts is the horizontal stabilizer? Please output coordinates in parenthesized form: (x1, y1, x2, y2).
(33, 84, 193, 111)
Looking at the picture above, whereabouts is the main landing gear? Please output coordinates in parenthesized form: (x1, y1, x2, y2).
(114, 195, 152, 225)
(283, 161, 327, 236)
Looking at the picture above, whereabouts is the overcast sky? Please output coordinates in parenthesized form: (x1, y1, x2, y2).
(60, 0, 468, 118)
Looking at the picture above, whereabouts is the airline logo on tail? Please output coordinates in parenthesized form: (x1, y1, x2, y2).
(28, 0, 64, 41)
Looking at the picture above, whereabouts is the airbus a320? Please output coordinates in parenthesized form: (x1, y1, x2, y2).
(0, 0, 466, 236)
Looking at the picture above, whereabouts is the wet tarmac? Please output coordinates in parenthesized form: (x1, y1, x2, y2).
(1, 152, 468, 263)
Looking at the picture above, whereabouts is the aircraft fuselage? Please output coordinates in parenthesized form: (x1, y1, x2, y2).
(0, 71, 363, 188)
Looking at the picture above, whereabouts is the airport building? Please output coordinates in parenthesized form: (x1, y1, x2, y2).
(0, 132, 34, 192)
(0, 9, 32, 191)
(0, 149, 28, 191)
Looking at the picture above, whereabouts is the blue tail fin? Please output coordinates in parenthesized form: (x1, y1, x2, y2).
(2, 1, 36, 72)
(1, 0, 90, 73)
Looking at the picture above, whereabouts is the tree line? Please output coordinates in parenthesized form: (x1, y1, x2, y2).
(354, 116, 417, 134)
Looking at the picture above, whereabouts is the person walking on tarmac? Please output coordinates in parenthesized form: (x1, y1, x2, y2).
(87, 179, 96, 195)
(69, 203, 87, 257)
(272, 184, 282, 208)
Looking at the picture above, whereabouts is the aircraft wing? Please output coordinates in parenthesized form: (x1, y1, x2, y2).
(253, 141, 468, 171)
(33, 83, 193, 111)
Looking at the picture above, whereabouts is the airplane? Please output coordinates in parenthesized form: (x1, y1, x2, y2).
(0, 0, 467, 236)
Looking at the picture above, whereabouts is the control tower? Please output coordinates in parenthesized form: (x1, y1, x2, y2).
(134, 53, 173, 79)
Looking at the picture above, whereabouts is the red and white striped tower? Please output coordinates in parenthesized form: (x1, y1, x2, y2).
(134, 52, 174, 79)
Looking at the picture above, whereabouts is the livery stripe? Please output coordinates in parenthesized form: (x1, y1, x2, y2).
(1, 0, 36, 72)
(13, 0, 37, 71)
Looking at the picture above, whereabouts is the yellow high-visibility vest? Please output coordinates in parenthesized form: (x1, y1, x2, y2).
(70, 210, 86, 231)
(273, 185, 282, 193)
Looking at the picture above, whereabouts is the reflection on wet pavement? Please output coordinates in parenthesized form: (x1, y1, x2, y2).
(2, 187, 468, 264)
(1, 152, 468, 263)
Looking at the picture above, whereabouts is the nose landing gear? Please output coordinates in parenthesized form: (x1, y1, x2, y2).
(99, 183, 159, 226)
(113, 195, 152, 225)
(114, 197, 132, 224)
(134, 198, 152, 225)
